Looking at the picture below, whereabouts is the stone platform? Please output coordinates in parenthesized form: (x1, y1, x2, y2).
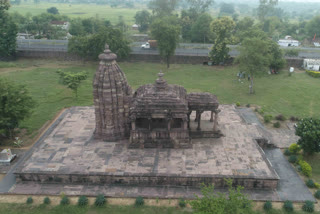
(14, 105, 279, 190)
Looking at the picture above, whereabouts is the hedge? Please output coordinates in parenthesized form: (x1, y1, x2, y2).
(306, 70, 320, 78)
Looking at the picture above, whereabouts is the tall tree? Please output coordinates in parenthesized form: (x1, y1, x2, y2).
(296, 118, 320, 155)
(148, 0, 178, 17)
(56, 70, 87, 100)
(68, 26, 130, 60)
(257, 0, 278, 22)
(186, 0, 213, 14)
(220, 3, 235, 15)
(235, 38, 271, 94)
(306, 15, 320, 38)
(0, 0, 18, 58)
(47, 7, 59, 15)
(134, 10, 151, 32)
(190, 13, 212, 43)
(209, 17, 235, 64)
(150, 16, 181, 68)
(0, 78, 35, 138)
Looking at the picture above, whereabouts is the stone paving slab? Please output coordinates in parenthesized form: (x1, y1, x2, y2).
(237, 107, 299, 148)
(14, 105, 277, 181)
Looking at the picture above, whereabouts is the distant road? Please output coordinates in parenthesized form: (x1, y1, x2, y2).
(16, 39, 320, 59)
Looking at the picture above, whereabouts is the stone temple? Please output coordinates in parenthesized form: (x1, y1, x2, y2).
(93, 44, 222, 149)
(13, 45, 279, 193)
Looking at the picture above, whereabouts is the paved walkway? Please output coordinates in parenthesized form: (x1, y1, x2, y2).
(237, 107, 299, 148)
(264, 148, 315, 202)
(237, 107, 315, 202)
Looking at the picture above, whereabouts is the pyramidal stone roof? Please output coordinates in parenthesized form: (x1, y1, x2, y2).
(130, 71, 188, 116)
(93, 44, 132, 141)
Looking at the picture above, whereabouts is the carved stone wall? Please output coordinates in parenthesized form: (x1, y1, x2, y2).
(93, 45, 132, 141)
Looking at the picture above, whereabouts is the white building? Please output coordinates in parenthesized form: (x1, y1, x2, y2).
(278, 39, 300, 47)
(303, 59, 320, 71)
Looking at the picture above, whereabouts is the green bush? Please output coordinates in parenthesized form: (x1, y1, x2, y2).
(288, 155, 297, 163)
(283, 200, 294, 212)
(43, 197, 51, 205)
(306, 70, 320, 78)
(246, 104, 250, 108)
(284, 149, 291, 156)
(258, 108, 264, 115)
(94, 194, 106, 207)
(179, 198, 186, 208)
(236, 102, 241, 107)
(78, 195, 88, 206)
(302, 200, 314, 213)
(264, 115, 273, 123)
(314, 190, 320, 199)
(299, 160, 312, 177)
(263, 201, 272, 211)
(135, 196, 144, 207)
(275, 114, 286, 121)
(306, 179, 315, 188)
(60, 196, 70, 205)
(289, 143, 301, 154)
(273, 122, 281, 128)
(26, 197, 33, 204)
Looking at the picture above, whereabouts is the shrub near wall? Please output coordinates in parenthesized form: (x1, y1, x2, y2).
(306, 70, 320, 78)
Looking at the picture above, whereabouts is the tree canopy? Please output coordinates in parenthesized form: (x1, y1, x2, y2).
(68, 26, 130, 60)
(0, 78, 35, 138)
(150, 16, 181, 68)
(209, 17, 235, 64)
(296, 118, 320, 155)
(190, 13, 212, 43)
(0, 0, 18, 58)
(134, 10, 151, 32)
(47, 7, 59, 14)
(148, 0, 178, 17)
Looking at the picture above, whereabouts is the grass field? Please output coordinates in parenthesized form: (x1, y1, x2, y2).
(10, 2, 144, 24)
(0, 203, 192, 214)
(0, 202, 318, 214)
(0, 60, 320, 140)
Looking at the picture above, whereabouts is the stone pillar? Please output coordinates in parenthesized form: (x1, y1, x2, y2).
(195, 111, 198, 122)
(213, 110, 220, 132)
(131, 121, 136, 131)
(197, 111, 202, 131)
(167, 119, 171, 131)
(187, 111, 192, 129)
(210, 111, 214, 122)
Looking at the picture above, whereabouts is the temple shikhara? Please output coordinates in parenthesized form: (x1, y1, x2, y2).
(93, 44, 222, 148)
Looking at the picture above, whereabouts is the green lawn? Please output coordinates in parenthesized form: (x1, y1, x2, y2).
(10, 2, 144, 24)
(0, 61, 320, 138)
(0, 204, 191, 214)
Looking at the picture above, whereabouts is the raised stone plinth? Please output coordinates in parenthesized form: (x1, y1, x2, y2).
(14, 105, 279, 190)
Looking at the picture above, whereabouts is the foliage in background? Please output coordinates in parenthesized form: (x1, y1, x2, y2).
(0, 78, 35, 138)
(47, 7, 59, 14)
(209, 17, 235, 65)
(135, 196, 144, 207)
(295, 118, 320, 155)
(148, 0, 178, 17)
(68, 26, 130, 60)
(190, 179, 253, 214)
(306, 70, 320, 78)
(134, 10, 151, 32)
(0, 0, 18, 58)
(190, 13, 212, 43)
(56, 70, 87, 100)
(150, 16, 181, 68)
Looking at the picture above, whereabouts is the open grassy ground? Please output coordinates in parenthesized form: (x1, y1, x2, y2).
(10, 2, 144, 24)
(0, 60, 319, 140)
(0, 202, 318, 214)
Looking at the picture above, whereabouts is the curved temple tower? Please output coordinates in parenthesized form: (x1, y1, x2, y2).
(93, 44, 132, 141)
